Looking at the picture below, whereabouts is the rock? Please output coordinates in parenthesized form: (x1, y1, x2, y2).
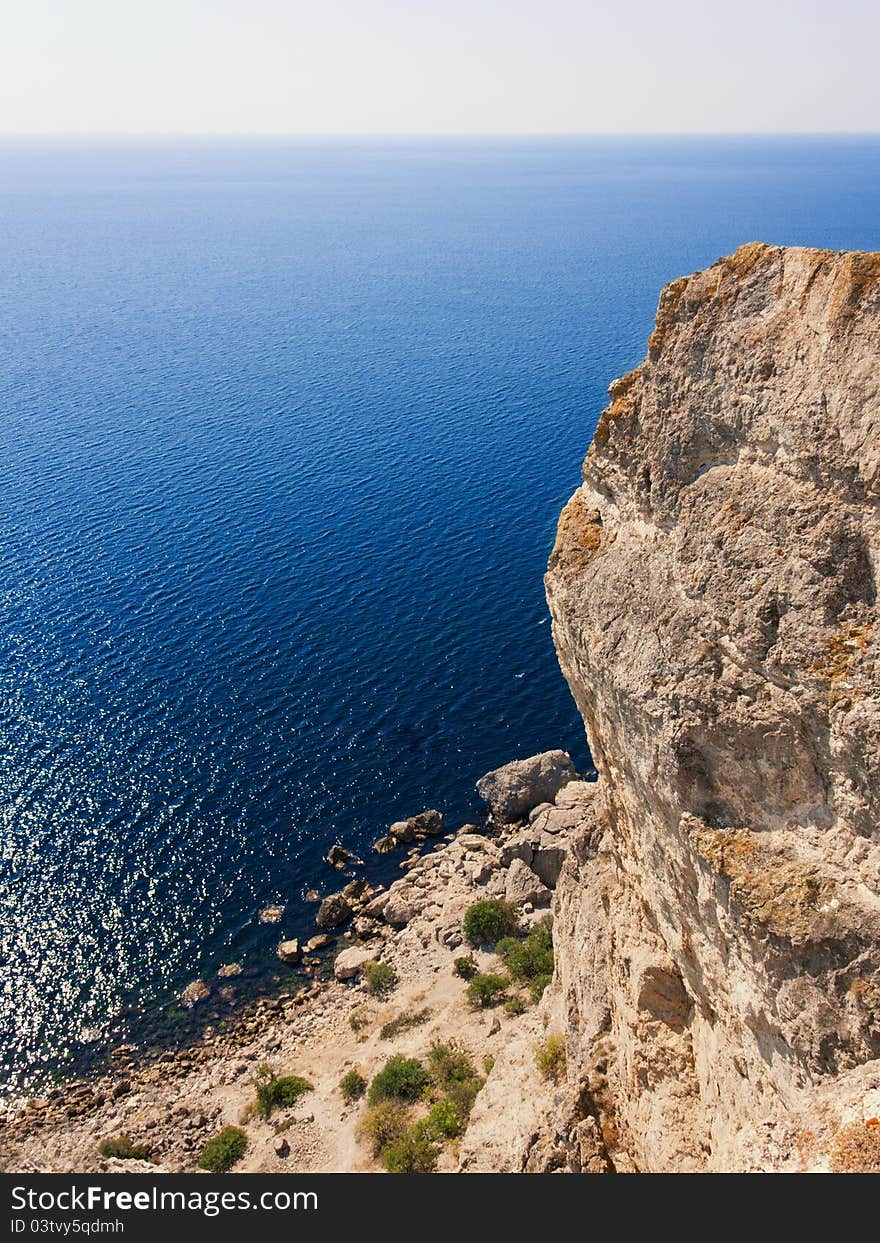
(361, 894, 389, 921)
(498, 833, 534, 868)
(304, 889, 320, 902)
(476, 751, 577, 822)
(411, 809, 446, 837)
(387, 809, 445, 844)
(316, 893, 352, 928)
(217, 963, 243, 978)
(273, 1137, 290, 1158)
(530, 806, 581, 836)
(554, 780, 597, 810)
(486, 1014, 501, 1036)
(304, 934, 333, 953)
(327, 844, 362, 868)
(178, 980, 210, 1008)
(258, 905, 284, 924)
(276, 939, 302, 965)
(333, 946, 375, 981)
(504, 858, 551, 906)
(383, 893, 416, 926)
(542, 243, 880, 1172)
(342, 878, 368, 901)
(528, 802, 554, 823)
(373, 835, 396, 854)
(532, 846, 568, 888)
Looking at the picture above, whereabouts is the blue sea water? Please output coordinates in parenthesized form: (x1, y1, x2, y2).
(1, 136, 879, 1088)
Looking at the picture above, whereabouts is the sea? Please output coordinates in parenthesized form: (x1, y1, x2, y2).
(2, 135, 879, 1089)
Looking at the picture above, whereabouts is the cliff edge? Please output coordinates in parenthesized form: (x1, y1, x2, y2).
(543, 243, 880, 1170)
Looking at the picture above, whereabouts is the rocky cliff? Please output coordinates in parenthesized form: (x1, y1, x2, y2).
(542, 243, 880, 1171)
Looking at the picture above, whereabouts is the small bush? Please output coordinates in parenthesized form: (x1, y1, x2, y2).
(349, 1005, 372, 1033)
(339, 1069, 367, 1104)
(534, 1033, 566, 1083)
(255, 1068, 313, 1120)
(357, 1101, 410, 1156)
(497, 918, 554, 981)
(363, 961, 397, 997)
(98, 1134, 151, 1161)
(529, 972, 553, 1003)
(382, 1127, 439, 1173)
(379, 1008, 431, 1040)
(453, 953, 478, 980)
(462, 899, 518, 947)
(466, 972, 509, 1009)
(427, 1042, 483, 1121)
(198, 1127, 247, 1173)
(483, 1054, 496, 1074)
(423, 1097, 463, 1140)
(504, 993, 527, 1016)
(367, 1055, 429, 1106)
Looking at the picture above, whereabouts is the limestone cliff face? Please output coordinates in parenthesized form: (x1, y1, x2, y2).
(544, 244, 880, 1171)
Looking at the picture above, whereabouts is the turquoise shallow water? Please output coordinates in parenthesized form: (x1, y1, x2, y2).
(2, 136, 879, 1087)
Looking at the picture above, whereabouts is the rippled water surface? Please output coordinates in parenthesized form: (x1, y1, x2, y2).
(2, 136, 879, 1086)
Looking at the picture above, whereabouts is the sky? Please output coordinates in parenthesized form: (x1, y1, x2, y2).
(1, 0, 878, 136)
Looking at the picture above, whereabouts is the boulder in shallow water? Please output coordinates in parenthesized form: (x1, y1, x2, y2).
(316, 892, 353, 928)
(178, 979, 211, 1008)
(277, 939, 302, 965)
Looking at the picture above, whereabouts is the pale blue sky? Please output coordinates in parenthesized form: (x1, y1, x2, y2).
(2, 0, 877, 135)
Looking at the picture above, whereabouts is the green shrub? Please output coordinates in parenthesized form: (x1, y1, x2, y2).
(466, 972, 509, 1009)
(427, 1042, 483, 1121)
(453, 953, 478, 980)
(363, 961, 397, 997)
(382, 1127, 439, 1173)
(462, 899, 519, 947)
(255, 1068, 313, 1120)
(483, 1054, 496, 1074)
(534, 1033, 566, 1083)
(367, 1055, 429, 1106)
(497, 918, 554, 981)
(423, 1097, 463, 1140)
(504, 993, 527, 1016)
(98, 1134, 151, 1161)
(339, 1069, 367, 1104)
(529, 972, 553, 1003)
(379, 1008, 431, 1040)
(198, 1127, 247, 1173)
(357, 1101, 410, 1156)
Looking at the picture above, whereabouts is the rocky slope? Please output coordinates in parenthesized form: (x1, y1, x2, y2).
(540, 243, 880, 1171)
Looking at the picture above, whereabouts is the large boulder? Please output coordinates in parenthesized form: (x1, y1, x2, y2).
(316, 892, 352, 928)
(476, 751, 577, 822)
(333, 946, 374, 981)
(276, 939, 302, 965)
(388, 809, 445, 844)
(504, 858, 551, 906)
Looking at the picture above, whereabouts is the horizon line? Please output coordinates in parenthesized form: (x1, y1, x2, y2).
(2, 129, 880, 141)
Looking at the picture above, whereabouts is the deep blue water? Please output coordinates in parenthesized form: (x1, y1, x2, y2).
(2, 136, 879, 1088)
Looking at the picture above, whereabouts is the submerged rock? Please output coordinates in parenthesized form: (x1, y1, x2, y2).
(178, 980, 211, 1008)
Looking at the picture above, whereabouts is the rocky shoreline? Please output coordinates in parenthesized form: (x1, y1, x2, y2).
(0, 750, 600, 1174)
